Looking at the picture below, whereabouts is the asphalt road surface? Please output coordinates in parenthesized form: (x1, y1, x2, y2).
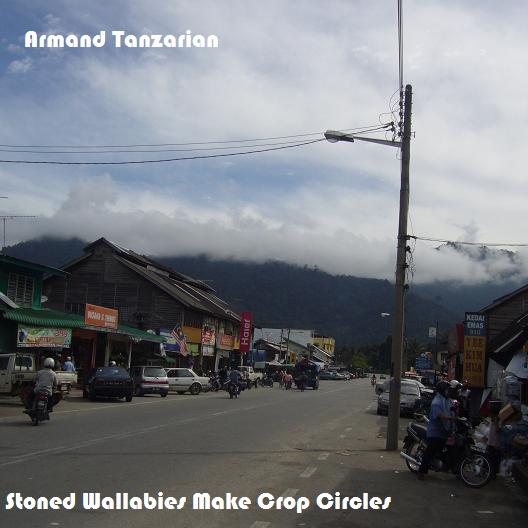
(0, 379, 526, 528)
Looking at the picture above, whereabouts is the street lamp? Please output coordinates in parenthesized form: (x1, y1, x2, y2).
(325, 85, 413, 451)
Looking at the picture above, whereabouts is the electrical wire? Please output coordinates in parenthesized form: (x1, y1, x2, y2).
(0, 138, 333, 155)
(0, 138, 326, 165)
(410, 235, 528, 248)
(0, 124, 390, 150)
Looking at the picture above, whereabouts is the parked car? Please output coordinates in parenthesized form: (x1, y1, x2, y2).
(165, 368, 210, 395)
(130, 365, 169, 397)
(83, 366, 133, 402)
(377, 380, 422, 416)
(320, 371, 346, 380)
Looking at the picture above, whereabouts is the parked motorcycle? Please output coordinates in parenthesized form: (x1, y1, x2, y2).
(209, 374, 222, 392)
(400, 415, 493, 488)
(260, 374, 273, 388)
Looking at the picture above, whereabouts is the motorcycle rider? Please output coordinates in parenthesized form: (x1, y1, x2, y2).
(417, 380, 458, 479)
(228, 368, 243, 394)
(26, 357, 58, 413)
(371, 374, 377, 386)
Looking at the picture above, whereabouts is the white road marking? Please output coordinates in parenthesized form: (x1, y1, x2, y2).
(299, 466, 317, 478)
(317, 452, 329, 460)
(477, 511, 494, 514)
(279, 488, 299, 498)
(250, 522, 270, 528)
(0, 400, 286, 467)
(345, 427, 353, 432)
(212, 411, 228, 416)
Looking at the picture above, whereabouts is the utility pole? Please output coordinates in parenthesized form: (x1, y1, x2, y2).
(386, 84, 413, 451)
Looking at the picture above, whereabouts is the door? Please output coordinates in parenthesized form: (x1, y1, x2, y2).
(175, 368, 193, 391)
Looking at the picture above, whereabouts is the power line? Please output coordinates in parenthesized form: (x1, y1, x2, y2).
(410, 235, 528, 248)
(0, 124, 391, 150)
(0, 125, 391, 155)
(0, 138, 326, 165)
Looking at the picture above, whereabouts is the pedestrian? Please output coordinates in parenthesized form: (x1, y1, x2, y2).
(63, 356, 76, 372)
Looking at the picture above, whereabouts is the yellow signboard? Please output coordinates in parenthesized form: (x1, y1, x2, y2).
(463, 313, 487, 388)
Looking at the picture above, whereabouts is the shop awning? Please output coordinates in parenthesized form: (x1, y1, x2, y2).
(1, 307, 166, 344)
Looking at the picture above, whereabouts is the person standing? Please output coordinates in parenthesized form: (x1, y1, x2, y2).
(63, 356, 76, 372)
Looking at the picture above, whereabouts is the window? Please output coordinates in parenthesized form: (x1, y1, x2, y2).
(0, 356, 9, 370)
(65, 303, 86, 315)
(176, 369, 193, 377)
(15, 355, 33, 371)
(7, 273, 35, 307)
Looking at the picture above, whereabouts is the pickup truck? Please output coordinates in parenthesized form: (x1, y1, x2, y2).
(0, 352, 77, 397)
(238, 366, 261, 387)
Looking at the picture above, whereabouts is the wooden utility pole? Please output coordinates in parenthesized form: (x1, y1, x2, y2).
(386, 84, 413, 451)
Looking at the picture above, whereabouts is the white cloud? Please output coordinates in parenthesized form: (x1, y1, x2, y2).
(7, 57, 33, 74)
(2, 1, 528, 285)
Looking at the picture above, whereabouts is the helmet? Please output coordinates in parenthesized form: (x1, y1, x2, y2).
(66, 356, 72, 361)
(43, 357, 55, 368)
(436, 380, 450, 395)
(109, 360, 117, 366)
(449, 379, 463, 389)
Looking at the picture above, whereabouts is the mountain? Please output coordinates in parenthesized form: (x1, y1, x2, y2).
(4, 236, 514, 346)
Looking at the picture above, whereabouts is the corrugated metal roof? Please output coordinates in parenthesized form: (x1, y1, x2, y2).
(2, 307, 86, 327)
(115, 255, 240, 323)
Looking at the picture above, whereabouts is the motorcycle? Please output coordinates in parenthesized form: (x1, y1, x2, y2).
(260, 374, 273, 388)
(371, 377, 377, 386)
(227, 381, 241, 399)
(400, 415, 493, 488)
(209, 374, 222, 392)
(25, 392, 61, 426)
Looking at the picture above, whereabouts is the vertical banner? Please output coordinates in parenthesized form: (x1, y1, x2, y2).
(463, 312, 487, 388)
(239, 311, 253, 354)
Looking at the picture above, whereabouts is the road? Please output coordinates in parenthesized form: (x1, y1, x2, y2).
(0, 379, 526, 528)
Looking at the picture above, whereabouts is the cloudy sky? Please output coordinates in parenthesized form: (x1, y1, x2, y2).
(1, 1, 527, 284)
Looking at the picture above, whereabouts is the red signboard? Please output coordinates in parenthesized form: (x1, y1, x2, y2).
(239, 311, 253, 354)
(85, 304, 118, 329)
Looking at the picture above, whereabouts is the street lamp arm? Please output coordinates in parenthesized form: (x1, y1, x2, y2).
(324, 130, 401, 148)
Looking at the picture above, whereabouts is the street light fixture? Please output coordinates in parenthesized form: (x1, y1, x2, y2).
(324, 130, 401, 149)
(325, 85, 413, 451)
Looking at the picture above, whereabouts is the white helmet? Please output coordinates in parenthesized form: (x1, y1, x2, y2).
(43, 357, 55, 368)
(450, 379, 463, 389)
(109, 360, 117, 366)
(66, 356, 72, 361)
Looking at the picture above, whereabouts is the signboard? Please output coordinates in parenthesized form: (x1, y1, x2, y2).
(85, 304, 118, 329)
(428, 326, 437, 338)
(219, 334, 234, 350)
(17, 326, 72, 348)
(463, 312, 487, 388)
(201, 324, 216, 346)
(415, 355, 433, 370)
(239, 311, 253, 354)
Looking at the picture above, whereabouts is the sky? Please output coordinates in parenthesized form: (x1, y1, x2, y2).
(1, 0, 528, 284)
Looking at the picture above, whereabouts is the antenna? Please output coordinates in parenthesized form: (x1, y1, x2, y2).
(0, 215, 37, 251)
